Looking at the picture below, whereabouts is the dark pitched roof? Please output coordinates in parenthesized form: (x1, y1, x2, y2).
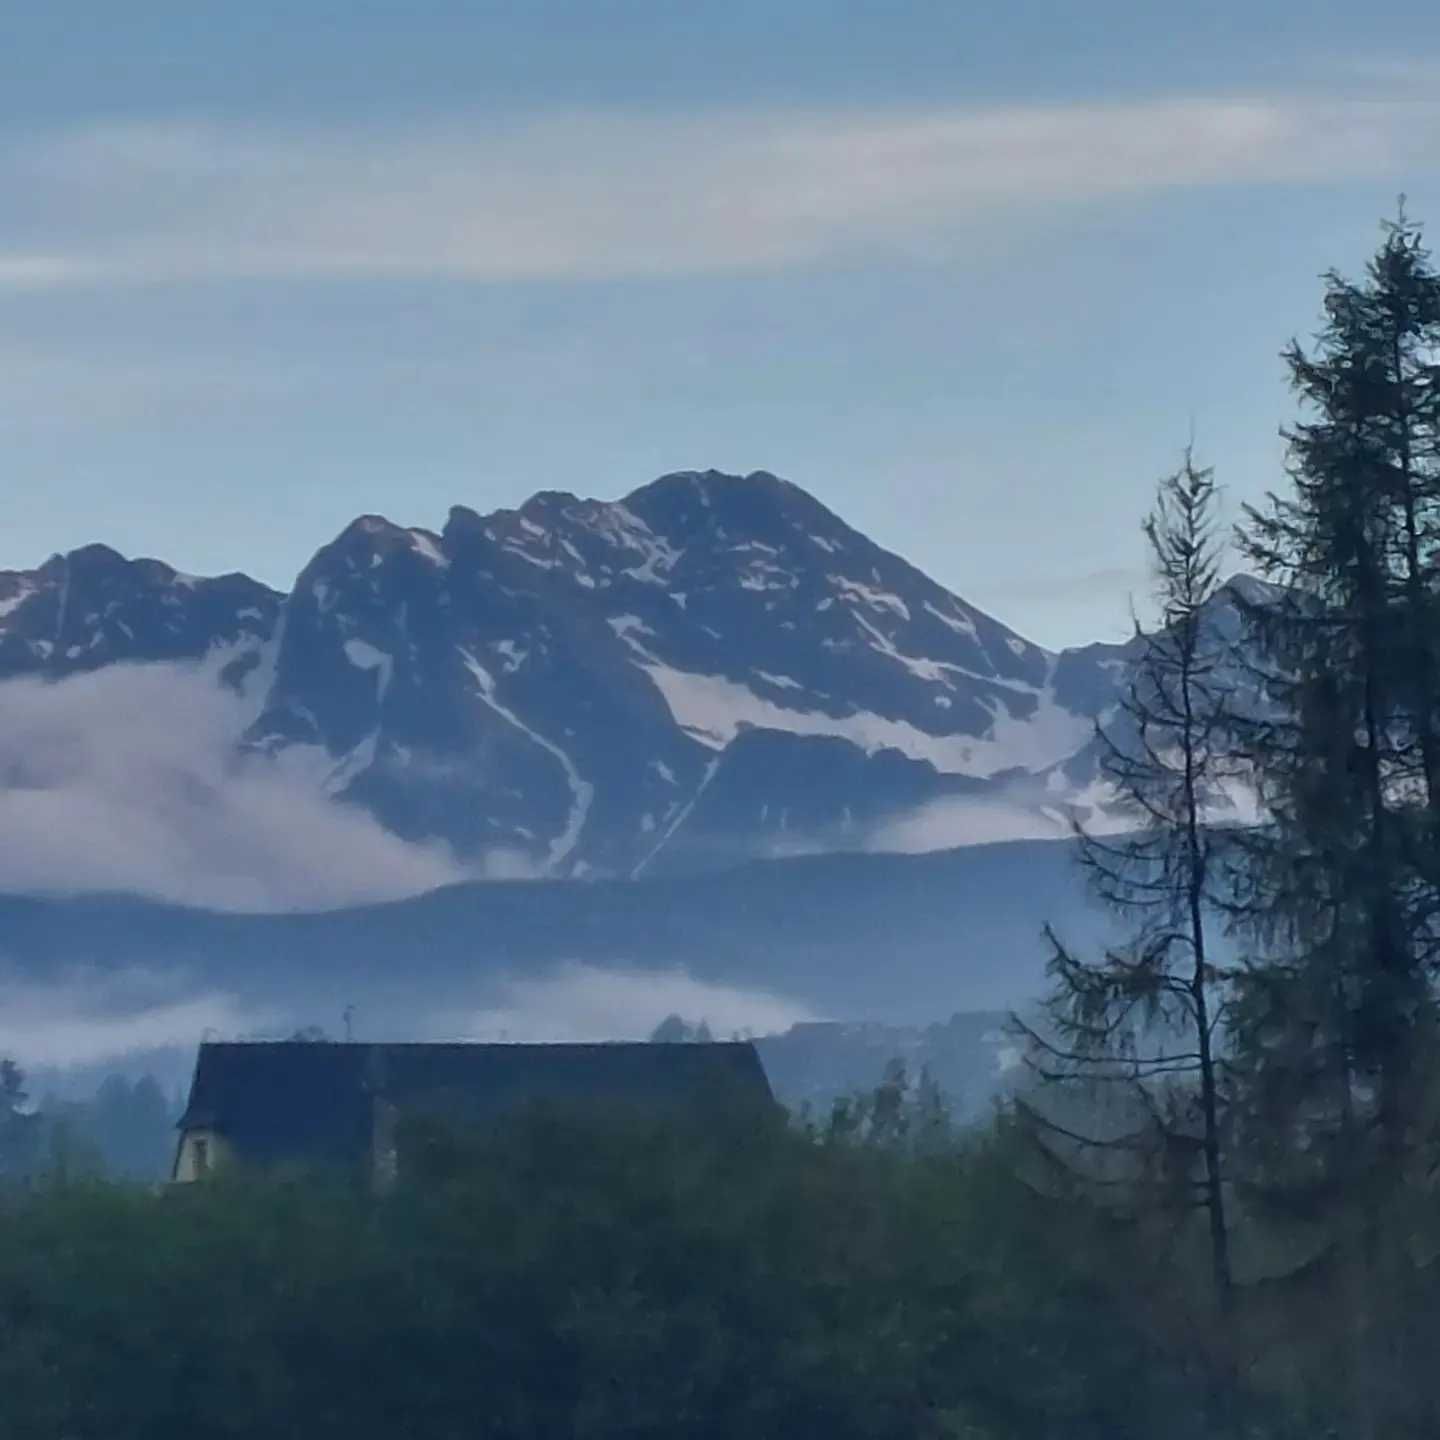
(179, 1041, 774, 1167)
(178, 1042, 373, 1167)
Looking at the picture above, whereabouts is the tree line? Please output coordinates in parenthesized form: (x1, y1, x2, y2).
(0, 1095, 1264, 1440)
(0, 1069, 177, 1183)
(1017, 207, 1440, 1437)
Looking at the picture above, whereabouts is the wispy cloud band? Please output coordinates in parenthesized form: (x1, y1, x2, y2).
(5, 93, 1440, 290)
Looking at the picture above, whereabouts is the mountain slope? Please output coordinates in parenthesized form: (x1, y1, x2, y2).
(0, 469, 1145, 892)
(0, 837, 1104, 1026)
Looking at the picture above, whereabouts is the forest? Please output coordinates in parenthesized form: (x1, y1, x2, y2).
(4, 211, 1440, 1438)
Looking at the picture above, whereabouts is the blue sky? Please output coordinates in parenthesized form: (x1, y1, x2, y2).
(5, 2, 1440, 646)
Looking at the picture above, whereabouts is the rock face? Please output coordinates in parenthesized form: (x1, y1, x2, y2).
(0, 545, 279, 689)
(0, 469, 1202, 878)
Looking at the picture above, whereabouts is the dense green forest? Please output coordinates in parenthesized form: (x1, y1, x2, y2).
(0, 1096, 1272, 1440)
(8, 212, 1440, 1437)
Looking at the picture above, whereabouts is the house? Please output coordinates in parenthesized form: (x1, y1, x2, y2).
(172, 1040, 775, 1184)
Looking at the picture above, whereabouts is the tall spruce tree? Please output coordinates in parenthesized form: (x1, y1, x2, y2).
(1228, 210, 1440, 1437)
(1231, 210, 1440, 1179)
(1018, 449, 1237, 1313)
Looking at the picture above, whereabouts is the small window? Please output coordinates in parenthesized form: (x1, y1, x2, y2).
(192, 1137, 210, 1176)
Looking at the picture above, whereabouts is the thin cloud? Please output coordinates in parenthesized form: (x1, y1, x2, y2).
(0, 255, 97, 291)
(0, 662, 470, 911)
(0, 966, 275, 1069)
(3, 94, 1439, 289)
(454, 962, 819, 1043)
(866, 793, 1074, 853)
(865, 771, 1140, 854)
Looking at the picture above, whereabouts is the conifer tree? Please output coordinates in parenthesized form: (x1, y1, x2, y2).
(1230, 211, 1440, 1186)
(1018, 448, 1238, 1312)
(1227, 209, 1440, 1437)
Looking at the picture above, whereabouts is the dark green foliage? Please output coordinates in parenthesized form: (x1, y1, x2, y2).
(758, 1013, 1015, 1124)
(0, 1105, 1222, 1440)
(1231, 209, 1440, 1173)
(813, 1057, 956, 1157)
(1222, 208, 1440, 1439)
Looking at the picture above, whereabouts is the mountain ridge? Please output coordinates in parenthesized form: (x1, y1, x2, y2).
(0, 835, 1103, 1021)
(0, 468, 1208, 892)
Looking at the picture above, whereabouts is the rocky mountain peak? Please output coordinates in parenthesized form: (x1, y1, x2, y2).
(0, 469, 1157, 882)
(0, 542, 280, 685)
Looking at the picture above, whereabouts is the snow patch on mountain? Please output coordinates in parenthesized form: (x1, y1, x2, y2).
(502, 542, 557, 571)
(324, 730, 380, 795)
(831, 576, 911, 621)
(459, 649, 594, 869)
(408, 530, 449, 568)
(343, 639, 394, 703)
(491, 638, 527, 673)
(753, 670, 804, 691)
(634, 755, 722, 876)
(638, 662, 1090, 779)
(922, 600, 978, 639)
(0, 582, 35, 620)
(586, 502, 684, 584)
(848, 609, 964, 686)
(607, 614, 659, 659)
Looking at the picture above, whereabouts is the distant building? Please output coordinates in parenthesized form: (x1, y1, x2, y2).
(173, 1040, 774, 1185)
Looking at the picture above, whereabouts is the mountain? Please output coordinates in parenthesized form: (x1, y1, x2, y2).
(0, 837, 1106, 1114)
(0, 836, 1103, 1042)
(0, 543, 279, 689)
(0, 468, 1237, 892)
